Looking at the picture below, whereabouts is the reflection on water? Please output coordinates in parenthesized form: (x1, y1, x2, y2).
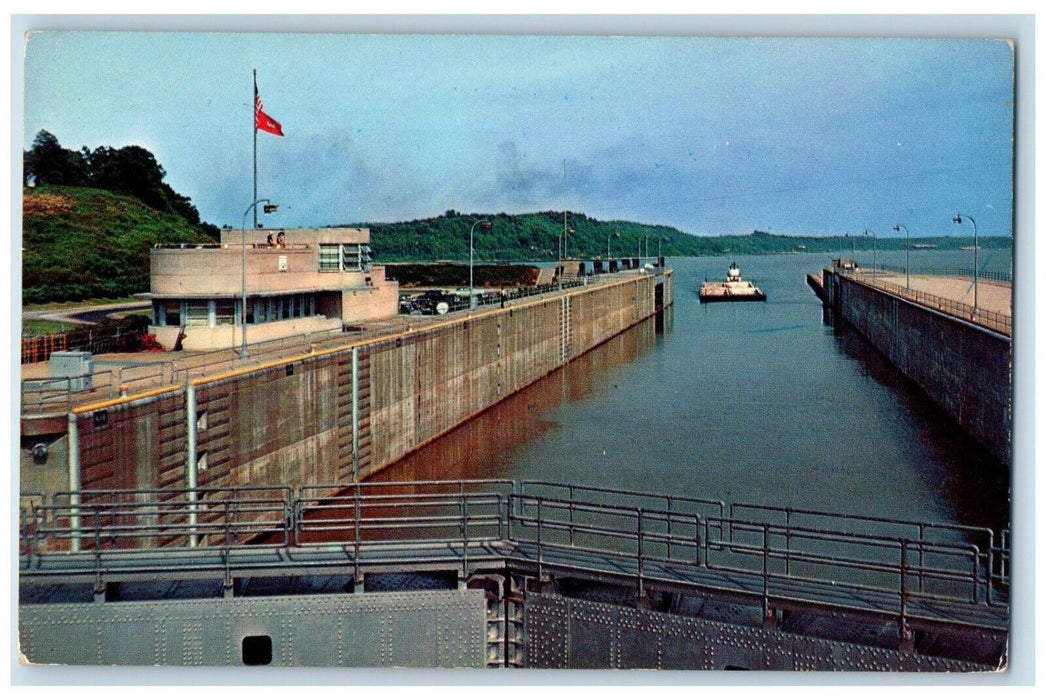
(374, 254, 1010, 534)
(370, 313, 660, 484)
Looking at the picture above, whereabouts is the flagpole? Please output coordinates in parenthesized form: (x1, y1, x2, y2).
(253, 69, 258, 230)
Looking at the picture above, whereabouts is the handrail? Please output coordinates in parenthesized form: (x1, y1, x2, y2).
(865, 264, 1012, 285)
(19, 480, 1009, 629)
(835, 268, 1011, 336)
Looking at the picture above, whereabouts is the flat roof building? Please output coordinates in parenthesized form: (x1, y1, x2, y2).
(144, 227, 399, 351)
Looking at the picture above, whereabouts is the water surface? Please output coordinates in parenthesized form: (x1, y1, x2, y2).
(376, 251, 1011, 532)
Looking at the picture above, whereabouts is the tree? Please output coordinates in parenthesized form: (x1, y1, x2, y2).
(24, 130, 87, 186)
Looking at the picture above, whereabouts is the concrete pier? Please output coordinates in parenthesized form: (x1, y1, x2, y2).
(819, 266, 1011, 465)
(27, 270, 672, 500)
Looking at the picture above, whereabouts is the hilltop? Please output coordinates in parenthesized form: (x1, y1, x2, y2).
(22, 185, 215, 304)
(362, 211, 1006, 263)
(22, 189, 1009, 305)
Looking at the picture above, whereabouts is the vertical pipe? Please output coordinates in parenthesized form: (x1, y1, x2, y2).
(186, 383, 199, 547)
(67, 411, 81, 553)
(351, 347, 360, 481)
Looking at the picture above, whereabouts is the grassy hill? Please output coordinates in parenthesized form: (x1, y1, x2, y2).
(22, 185, 215, 304)
(22, 188, 1008, 305)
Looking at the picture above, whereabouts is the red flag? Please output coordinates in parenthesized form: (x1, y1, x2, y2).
(255, 92, 284, 137)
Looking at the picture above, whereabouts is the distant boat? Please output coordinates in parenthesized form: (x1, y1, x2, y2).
(912, 244, 937, 249)
(699, 262, 767, 303)
(959, 245, 980, 251)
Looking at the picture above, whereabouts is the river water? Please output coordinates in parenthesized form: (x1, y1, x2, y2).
(374, 250, 1012, 532)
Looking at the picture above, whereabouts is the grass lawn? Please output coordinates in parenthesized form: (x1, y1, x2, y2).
(22, 319, 77, 336)
(22, 295, 142, 313)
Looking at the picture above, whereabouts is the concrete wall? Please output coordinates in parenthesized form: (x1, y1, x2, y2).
(151, 315, 342, 353)
(823, 269, 1011, 465)
(68, 273, 670, 501)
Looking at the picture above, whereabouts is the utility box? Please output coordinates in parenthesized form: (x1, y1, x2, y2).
(49, 351, 93, 391)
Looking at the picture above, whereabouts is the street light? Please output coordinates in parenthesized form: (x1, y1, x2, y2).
(657, 236, 667, 260)
(863, 229, 876, 280)
(469, 220, 492, 310)
(607, 231, 620, 260)
(893, 224, 910, 290)
(952, 214, 978, 312)
(241, 198, 277, 359)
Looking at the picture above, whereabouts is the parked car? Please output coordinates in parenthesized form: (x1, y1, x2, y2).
(406, 290, 465, 315)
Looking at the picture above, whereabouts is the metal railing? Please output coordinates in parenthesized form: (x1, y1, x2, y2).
(21, 327, 148, 365)
(867, 264, 1012, 284)
(507, 492, 1007, 633)
(19, 479, 1008, 631)
(838, 268, 1012, 336)
(20, 279, 606, 416)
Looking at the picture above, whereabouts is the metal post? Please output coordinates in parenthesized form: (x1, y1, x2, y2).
(900, 538, 913, 651)
(351, 347, 360, 481)
(186, 383, 199, 547)
(952, 214, 978, 312)
(353, 481, 362, 588)
(536, 497, 544, 582)
(67, 411, 81, 553)
(241, 198, 274, 359)
(460, 485, 469, 581)
(636, 508, 645, 601)
(894, 224, 910, 290)
(762, 523, 773, 626)
(695, 514, 703, 567)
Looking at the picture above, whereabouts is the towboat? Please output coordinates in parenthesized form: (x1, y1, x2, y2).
(699, 262, 767, 303)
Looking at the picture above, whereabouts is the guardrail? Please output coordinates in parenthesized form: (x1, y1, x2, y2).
(20, 479, 1008, 632)
(867, 264, 1012, 284)
(838, 268, 1012, 336)
(507, 492, 1006, 636)
(20, 279, 610, 417)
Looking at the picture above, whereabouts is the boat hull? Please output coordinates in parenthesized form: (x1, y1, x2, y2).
(698, 291, 767, 303)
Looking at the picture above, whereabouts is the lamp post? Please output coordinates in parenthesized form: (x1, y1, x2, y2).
(864, 229, 876, 280)
(893, 224, 910, 290)
(469, 219, 491, 309)
(657, 236, 666, 260)
(952, 213, 978, 312)
(607, 231, 620, 260)
(241, 198, 277, 359)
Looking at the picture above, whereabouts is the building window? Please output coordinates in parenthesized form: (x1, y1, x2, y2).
(342, 244, 361, 270)
(319, 244, 340, 271)
(215, 300, 236, 326)
(185, 301, 208, 327)
(164, 301, 181, 326)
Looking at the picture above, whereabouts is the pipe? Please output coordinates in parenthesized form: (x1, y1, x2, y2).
(67, 411, 81, 552)
(186, 383, 199, 547)
(351, 347, 360, 481)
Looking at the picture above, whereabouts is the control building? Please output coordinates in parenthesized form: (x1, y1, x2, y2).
(144, 227, 399, 351)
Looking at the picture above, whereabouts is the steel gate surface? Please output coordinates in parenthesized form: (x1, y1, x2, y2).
(19, 589, 487, 667)
(522, 591, 998, 672)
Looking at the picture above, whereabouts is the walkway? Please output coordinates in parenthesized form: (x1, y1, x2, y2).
(847, 270, 1012, 336)
(856, 271, 1012, 316)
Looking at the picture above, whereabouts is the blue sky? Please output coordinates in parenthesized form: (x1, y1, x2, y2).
(22, 32, 1015, 238)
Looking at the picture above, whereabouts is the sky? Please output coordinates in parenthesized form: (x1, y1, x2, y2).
(21, 29, 1015, 239)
